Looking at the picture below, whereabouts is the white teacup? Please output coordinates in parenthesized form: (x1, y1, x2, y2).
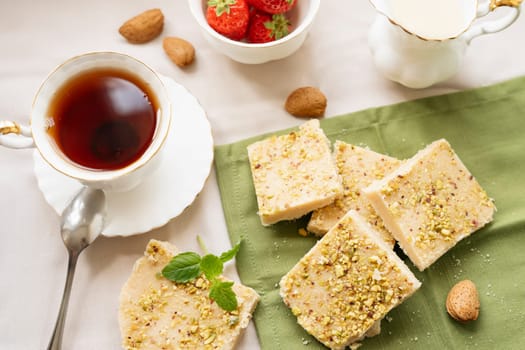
(0, 52, 172, 192)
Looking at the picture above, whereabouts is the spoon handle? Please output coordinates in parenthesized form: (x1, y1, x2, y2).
(47, 251, 79, 350)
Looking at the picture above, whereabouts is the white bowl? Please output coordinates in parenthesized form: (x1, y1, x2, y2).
(188, 0, 320, 64)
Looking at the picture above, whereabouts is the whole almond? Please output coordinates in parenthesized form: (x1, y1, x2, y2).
(285, 87, 327, 118)
(446, 279, 480, 322)
(163, 37, 195, 67)
(119, 9, 164, 44)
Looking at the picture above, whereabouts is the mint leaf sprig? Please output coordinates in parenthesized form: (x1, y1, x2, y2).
(161, 240, 241, 311)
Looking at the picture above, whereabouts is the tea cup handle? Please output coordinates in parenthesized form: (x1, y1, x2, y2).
(0, 120, 35, 149)
(464, 0, 522, 43)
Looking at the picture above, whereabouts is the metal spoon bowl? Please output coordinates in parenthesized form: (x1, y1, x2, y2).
(47, 187, 106, 350)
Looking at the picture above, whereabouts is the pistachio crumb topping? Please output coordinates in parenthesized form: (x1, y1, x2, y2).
(308, 141, 401, 245)
(366, 139, 496, 270)
(281, 212, 420, 349)
(124, 276, 239, 349)
(247, 120, 343, 225)
(120, 240, 260, 350)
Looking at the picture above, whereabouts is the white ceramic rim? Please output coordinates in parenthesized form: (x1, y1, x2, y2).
(368, 0, 478, 41)
(188, 0, 321, 48)
(31, 51, 172, 183)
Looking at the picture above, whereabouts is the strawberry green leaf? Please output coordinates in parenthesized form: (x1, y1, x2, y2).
(201, 254, 224, 281)
(264, 14, 290, 40)
(219, 241, 241, 263)
(161, 252, 202, 282)
(209, 281, 238, 311)
(207, 0, 236, 17)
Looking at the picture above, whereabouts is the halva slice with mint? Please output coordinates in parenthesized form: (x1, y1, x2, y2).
(363, 139, 496, 271)
(119, 240, 259, 350)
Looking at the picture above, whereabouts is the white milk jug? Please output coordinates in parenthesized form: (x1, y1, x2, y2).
(368, 0, 523, 88)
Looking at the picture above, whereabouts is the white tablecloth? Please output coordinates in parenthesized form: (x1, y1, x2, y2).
(1, 1, 524, 349)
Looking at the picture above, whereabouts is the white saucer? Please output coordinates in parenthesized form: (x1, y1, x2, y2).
(33, 76, 214, 237)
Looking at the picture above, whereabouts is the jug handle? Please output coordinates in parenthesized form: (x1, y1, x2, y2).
(463, 0, 522, 43)
(0, 120, 35, 149)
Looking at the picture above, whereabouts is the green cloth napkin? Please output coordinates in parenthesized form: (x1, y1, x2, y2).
(214, 76, 525, 350)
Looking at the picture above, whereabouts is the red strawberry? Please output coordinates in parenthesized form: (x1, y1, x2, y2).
(247, 12, 290, 43)
(206, 0, 249, 41)
(247, 0, 296, 14)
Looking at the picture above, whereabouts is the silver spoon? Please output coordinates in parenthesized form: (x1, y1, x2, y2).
(47, 187, 106, 350)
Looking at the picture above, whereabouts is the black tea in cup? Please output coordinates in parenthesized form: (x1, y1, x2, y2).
(46, 68, 158, 170)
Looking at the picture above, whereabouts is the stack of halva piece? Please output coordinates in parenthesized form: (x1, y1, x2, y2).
(247, 119, 495, 349)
